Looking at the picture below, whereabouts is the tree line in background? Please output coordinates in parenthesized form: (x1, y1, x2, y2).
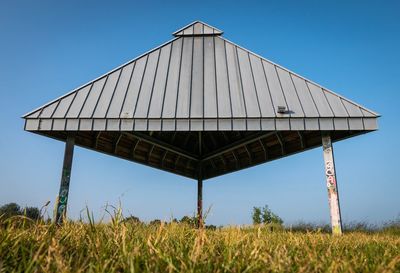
(2, 202, 398, 234)
(0, 202, 216, 228)
(0, 203, 42, 220)
(1, 202, 283, 229)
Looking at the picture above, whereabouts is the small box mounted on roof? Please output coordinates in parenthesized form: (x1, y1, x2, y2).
(277, 106, 287, 114)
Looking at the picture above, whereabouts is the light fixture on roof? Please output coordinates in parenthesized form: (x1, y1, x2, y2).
(277, 106, 287, 114)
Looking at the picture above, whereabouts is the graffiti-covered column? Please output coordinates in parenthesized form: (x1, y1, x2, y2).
(322, 133, 343, 235)
(55, 134, 75, 225)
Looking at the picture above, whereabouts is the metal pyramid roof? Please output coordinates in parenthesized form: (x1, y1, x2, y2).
(24, 21, 378, 132)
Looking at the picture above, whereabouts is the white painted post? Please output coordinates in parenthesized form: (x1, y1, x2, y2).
(322, 133, 343, 235)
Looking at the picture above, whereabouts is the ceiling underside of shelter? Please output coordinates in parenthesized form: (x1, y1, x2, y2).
(35, 130, 366, 180)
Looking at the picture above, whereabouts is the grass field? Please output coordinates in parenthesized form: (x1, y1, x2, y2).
(1, 216, 399, 273)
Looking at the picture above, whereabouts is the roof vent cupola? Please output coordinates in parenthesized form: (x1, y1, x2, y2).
(173, 21, 223, 37)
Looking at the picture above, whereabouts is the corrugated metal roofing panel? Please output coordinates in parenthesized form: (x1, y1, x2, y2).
(324, 90, 348, 117)
(24, 21, 378, 132)
(53, 93, 75, 118)
(39, 101, 58, 118)
(341, 99, 363, 116)
(190, 36, 204, 118)
(134, 50, 160, 118)
(276, 67, 304, 117)
(106, 63, 134, 118)
(249, 54, 275, 117)
(67, 84, 92, 118)
(120, 56, 147, 118)
(214, 37, 231, 118)
(80, 77, 107, 118)
(203, 36, 217, 118)
(225, 42, 246, 117)
(162, 39, 182, 118)
(237, 47, 261, 117)
(92, 70, 121, 118)
(176, 37, 193, 118)
(148, 44, 172, 118)
(290, 74, 319, 117)
(306, 82, 333, 117)
(262, 60, 288, 115)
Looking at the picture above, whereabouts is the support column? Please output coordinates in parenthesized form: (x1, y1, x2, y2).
(197, 176, 203, 228)
(322, 133, 343, 235)
(55, 134, 75, 225)
(197, 131, 203, 228)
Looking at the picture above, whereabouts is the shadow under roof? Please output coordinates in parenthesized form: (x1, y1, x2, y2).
(23, 21, 379, 180)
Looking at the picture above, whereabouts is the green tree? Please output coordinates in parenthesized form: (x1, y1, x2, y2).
(0, 203, 21, 218)
(149, 219, 161, 225)
(123, 215, 141, 224)
(252, 207, 262, 224)
(261, 205, 283, 225)
(0, 203, 43, 220)
(24, 207, 41, 220)
(252, 205, 283, 226)
(180, 215, 196, 227)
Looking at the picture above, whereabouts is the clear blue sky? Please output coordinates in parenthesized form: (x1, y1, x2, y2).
(0, 0, 398, 226)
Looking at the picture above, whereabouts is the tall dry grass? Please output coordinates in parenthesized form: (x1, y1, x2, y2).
(0, 214, 399, 273)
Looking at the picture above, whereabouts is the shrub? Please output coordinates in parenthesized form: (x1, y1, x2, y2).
(252, 205, 283, 225)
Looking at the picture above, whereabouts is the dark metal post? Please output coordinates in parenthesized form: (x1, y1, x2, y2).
(197, 176, 203, 228)
(55, 134, 75, 225)
(197, 132, 203, 228)
(322, 133, 343, 235)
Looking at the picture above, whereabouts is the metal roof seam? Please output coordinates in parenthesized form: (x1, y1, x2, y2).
(246, 51, 262, 127)
(234, 45, 249, 122)
(201, 34, 205, 126)
(159, 41, 174, 124)
(132, 54, 151, 118)
(63, 91, 78, 119)
(304, 81, 321, 118)
(104, 68, 124, 118)
(48, 98, 62, 119)
(188, 35, 195, 124)
(289, 73, 306, 117)
(145, 47, 163, 119)
(222, 40, 234, 128)
(260, 59, 277, 118)
(273, 65, 290, 117)
(173, 37, 185, 122)
(90, 74, 110, 119)
(118, 62, 136, 118)
(212, 35, 219, 123)
(75, 83, 94, 118)
(321, 87, 336, 118)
